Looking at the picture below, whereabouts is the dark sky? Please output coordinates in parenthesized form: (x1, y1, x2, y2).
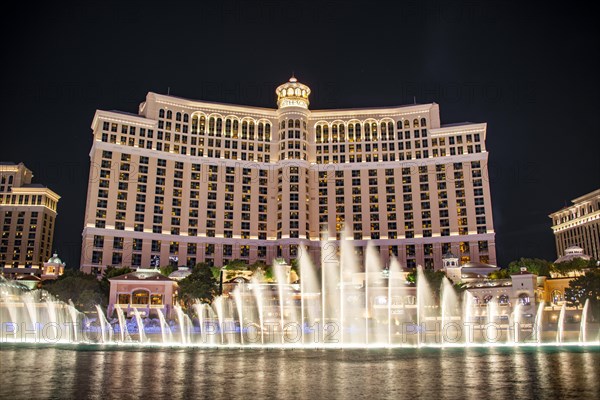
(1, 1, 598, 268)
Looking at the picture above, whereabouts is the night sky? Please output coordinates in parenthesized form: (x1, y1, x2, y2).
(1, 1, 598, 268)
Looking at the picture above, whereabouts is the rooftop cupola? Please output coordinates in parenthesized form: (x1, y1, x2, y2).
(276, 75, 311, 109)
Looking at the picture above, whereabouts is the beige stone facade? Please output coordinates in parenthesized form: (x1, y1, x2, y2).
(550, 189, 600, 261)
(80, 77, 496, 275)
(107, 269, 177, 318)
(0, 162, 60, 276)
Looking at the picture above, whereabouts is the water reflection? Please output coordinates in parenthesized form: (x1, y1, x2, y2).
(0, 345, 598, 399)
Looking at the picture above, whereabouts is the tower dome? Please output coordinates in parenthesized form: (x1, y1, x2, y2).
(276, 75, 311, 109)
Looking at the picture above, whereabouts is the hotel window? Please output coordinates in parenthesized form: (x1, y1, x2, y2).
(92, 251, 103, 264)
(93, 235, 104, 248)
(111, 252, 122, 265)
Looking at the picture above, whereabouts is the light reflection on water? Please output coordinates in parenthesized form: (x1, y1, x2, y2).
(0, 344, 599, 400)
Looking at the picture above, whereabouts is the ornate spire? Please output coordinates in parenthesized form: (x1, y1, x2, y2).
(275, 75, 311, 109)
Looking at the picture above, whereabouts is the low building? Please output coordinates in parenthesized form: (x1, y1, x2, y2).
(41, 253, 65, 280)
(536, 246, 593, 306)
(442, 252, 499, 284)
(168, 266, 192, 281)
(107, 269, 177, 318)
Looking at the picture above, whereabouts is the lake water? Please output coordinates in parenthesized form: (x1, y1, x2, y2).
(1, 344, 599, 399)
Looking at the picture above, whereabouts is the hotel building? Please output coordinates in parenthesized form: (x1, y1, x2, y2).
(0, 162, 61, 275)
(549, 188, 600, 260)
(80, 77, 496, 275)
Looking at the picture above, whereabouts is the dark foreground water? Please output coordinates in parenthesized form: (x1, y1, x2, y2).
(1, 344, 599, 400)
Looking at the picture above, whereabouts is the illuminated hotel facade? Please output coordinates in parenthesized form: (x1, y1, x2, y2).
(549, 188, 600, 261)
(0, 162, 60, 274)
(80, 77, 496, 275)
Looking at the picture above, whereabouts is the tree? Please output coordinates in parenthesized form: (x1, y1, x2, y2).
(223, 259, 249, 270)
(210, 267, 222, 280)
(488, 269, 512, 279)
(406, 269, 447, 303)
(76, 289, 105, 311)
(160, 265, 175, 277)
(99, 267, 132, 297)
(564, 269, 600, 314)
(178, 263, 218, 309)
(552, 258, 593, 277)
(507, 258, 552, 276)
(249, 260, 268, 272)
(43, 269, 105, 309)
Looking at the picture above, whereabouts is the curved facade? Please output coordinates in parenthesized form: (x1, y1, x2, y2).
(549, 189, 600, 261)
(80, 77, 496, 275)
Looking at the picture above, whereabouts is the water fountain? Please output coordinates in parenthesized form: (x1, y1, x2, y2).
(156, 309, 173, 344)
(534, 301, 544, 342)
(95, 304, 113, 343)
(132, 308, 147, 343)
(557, 302, 567, 343)
(511, 303, 522, 344)
(579, 299, 589, 343)
(1, 247, 598, 348)
(115, 307, 131, 342)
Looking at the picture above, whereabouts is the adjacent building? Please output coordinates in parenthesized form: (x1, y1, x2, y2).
(0, 162, 61, 277)
(107, 268, 177, 318)
(549, 188, 600, 261)
(80, 76, 496, 275)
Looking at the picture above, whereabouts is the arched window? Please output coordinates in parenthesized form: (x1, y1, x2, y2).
(294, 119, 300, 128)
(257, 122, 264, 140)
(265, 123, 271, 141)
(232, 120, 239, 137)
(242, 121, 248, 139)
(551, 289, 563, 304)
(208, 117, 215, 134)
(371, 122, 378, 140)
(499, 294, 509, 304)
(176, 112, 182, 121)
(199, 116, 206, 134)
(225, 119, 232, 136)
(420, 118, 426, 127)
(413, 118, 419, 127)
(388, 122, 394, 137)
(215, 118, 222, 136)
(166, 110, 173, 119)
(183, 114, 189, 123)
(355, 123, 361, 140)
(404, 120, 410, 129)
(132, 289, 150, 305)
(192, 115, 198, 134)
(518, 293, 530, 305)
(339, 124, 345, 141)
(323, 125, 329, 142)
(249, 121, 255, 140)
(159, 109, 165, 118)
